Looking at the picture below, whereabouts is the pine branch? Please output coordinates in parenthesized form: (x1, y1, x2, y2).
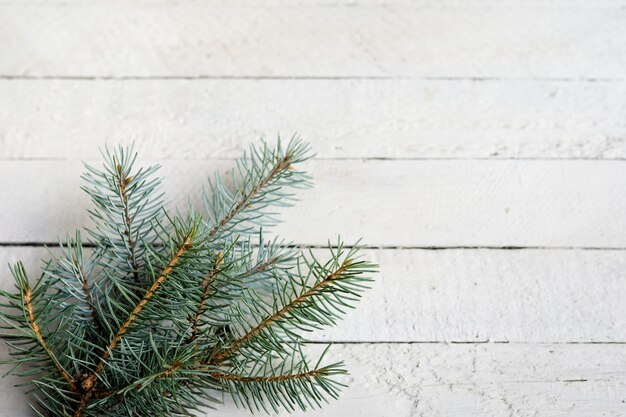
(192, 235, 299, 333)
(207, 155, 288, 238)
(74, 259, 98, 324)
(188, 251, 223, 343)
(212, 368, 324, 383)
(116, 162, 139, 284)
(217, 344, 347, 413)
(45, 232, 105, 339)
(92, 355, 336, 406)
(0, 139, 376, 416)
(82, 144, 164, 290)
(22, 275, 78, 392)
(74, 226, 197, 416)
(203, 138, 312, 241)
(89, 366, 315, 402)
(212, 257, 353, 364)
(211, 244, 375, 365)
(98, 229, 194, 368)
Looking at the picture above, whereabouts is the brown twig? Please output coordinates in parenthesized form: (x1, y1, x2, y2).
(88, 363, 324, 401)
(92, 388, 119, 399)
(73, 258, 100, 326)
(211, 259, 352, 364)
(208, 155, 291, 238)
(116, 164, 139, 285)
(23, 287, 78, 392)
(188, 252, 223, 343)
(237, 256, 280, 280)
(212, 369, 324, 383)
(73, 230, 195, 417)
(88, 361, 186, 401)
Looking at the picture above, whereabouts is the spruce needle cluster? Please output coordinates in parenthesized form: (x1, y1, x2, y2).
(0, 138, 376, 417)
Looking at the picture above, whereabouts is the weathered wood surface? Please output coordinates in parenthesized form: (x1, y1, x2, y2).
(1, 0, 625, 415)
(1, 2, 626, 78)
(0, 343, 623, 417)
(1, 160, 625, 247)
(1, 247, 624, 343)
(1, 79, 626, 160)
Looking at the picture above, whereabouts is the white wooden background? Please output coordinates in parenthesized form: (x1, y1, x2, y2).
(0, 1, 625, 416)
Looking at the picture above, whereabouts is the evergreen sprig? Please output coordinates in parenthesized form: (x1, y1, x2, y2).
(0, 138, 376, 416)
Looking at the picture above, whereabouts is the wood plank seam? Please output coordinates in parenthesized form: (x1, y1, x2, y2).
(0, 75, 625, 82)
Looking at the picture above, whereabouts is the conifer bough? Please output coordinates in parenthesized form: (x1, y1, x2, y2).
(0, 139, 376, 416)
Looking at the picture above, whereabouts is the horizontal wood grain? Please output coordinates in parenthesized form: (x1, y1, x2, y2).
(0, 160, 625, 247)
(2, 79, 626, 160)
(299, 343, 626, 417)
(3, 1, 626, 6)
(1, 1, 624, 415)
(0, 3, 625, 78)
(2, 247, 624, 343)
(0, 343, 623, 416)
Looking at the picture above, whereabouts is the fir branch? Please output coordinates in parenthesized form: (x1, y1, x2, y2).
(211, 234, 299, 298)
(45, 232, 106, 340)
(188, 252, 223, 343)
(73, 259, 99, 324)
(74, 227, 196, 416)
(212, 368, 324, 383)
(115, 163, 139, 284)
(236, 255, 281, 281)
(203, 138, 312, 240)
(0, 139, 376, 416)
(207, 154, 289, 238)
(0, 262, 81, 414)
(212, 255, 357, 364)
(217, 344, 347, 413)
(108, 359, 188, 396)
(94, 360, 332, 401)
(22, 280, 78, 392)
(82, 144, 164, 287)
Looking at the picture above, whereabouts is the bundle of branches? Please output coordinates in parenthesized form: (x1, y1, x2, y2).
(0, 139, 376, 416)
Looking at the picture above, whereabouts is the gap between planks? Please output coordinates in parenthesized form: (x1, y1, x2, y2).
(0, 75, 624, 82)
(3, 157, 626, 162)
(2, 242, 626, 251)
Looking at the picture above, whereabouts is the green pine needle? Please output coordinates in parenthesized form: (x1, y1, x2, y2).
(0, 137, 377, 416)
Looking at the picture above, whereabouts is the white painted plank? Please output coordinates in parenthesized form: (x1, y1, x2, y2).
(2, 79, 626, 160)
(1, 3, 625, 78)
(0, 343, 623, 416)
(2, 247, 624, 343)
(4, 1, 626, 7)
(0, 160, 625, 247)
